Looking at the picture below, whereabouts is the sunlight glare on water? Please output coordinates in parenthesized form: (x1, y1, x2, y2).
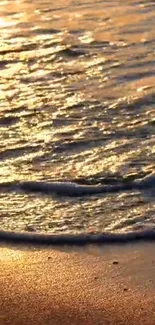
(0, 0, 154, 234)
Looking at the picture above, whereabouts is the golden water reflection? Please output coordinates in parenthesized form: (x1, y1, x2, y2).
(0, 0, 154, 234)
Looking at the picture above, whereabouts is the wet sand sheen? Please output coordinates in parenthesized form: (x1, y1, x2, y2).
(1, 243, 155, 324)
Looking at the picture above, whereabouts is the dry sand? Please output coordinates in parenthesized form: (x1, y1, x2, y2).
(0, 242, 155, 324)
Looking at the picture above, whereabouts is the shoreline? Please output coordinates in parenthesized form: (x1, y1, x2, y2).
(1, 243, 155, 324)
(2, 229, 155, 245)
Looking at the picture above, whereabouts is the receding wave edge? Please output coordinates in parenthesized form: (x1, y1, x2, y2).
(1, 229, 155, 246)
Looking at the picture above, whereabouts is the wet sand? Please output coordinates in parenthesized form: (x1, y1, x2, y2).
(0, 243, 155, 324)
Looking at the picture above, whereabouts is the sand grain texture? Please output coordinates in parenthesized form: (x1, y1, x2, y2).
(0, 243, 155, 324)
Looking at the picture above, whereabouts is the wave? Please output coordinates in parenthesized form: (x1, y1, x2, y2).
(0, 171, 155, 197)
(0, 229, 155, 246)
(0, 172, 154, 246)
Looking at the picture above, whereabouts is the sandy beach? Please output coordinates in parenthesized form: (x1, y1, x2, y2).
(0, 242, 155, 324)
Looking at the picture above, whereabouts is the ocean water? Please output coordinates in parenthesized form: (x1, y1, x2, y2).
(0, 0, 154, 237)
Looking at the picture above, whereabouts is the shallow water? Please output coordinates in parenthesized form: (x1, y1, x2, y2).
(0, 0, 154, 235)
